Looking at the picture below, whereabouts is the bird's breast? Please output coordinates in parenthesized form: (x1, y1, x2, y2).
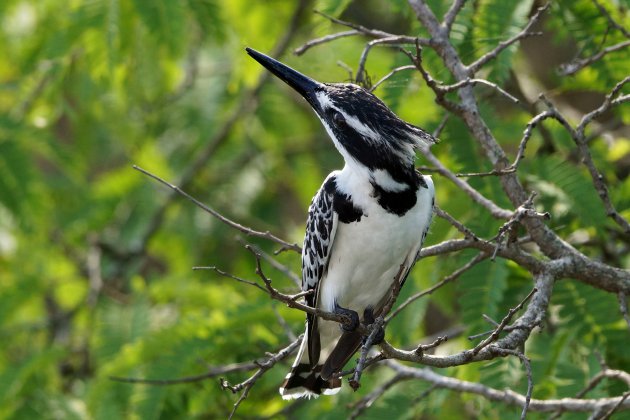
(319, 176, 434, 315)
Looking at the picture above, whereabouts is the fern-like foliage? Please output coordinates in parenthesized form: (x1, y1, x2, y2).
(472, 0, 534, 82)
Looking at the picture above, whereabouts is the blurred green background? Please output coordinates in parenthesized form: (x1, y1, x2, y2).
(1, 0, 629, 418)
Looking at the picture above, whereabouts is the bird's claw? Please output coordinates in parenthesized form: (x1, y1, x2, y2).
(362, 307, 384, 345)
(334, 304, 360, 332)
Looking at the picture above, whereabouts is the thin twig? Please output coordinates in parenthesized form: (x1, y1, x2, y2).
(491, 347, 533, 420)
(508, 110, 558, 170)
(272, 303, 298, 341)
(471, 288, 538, 355)
(432, 113, 450, 138)
(388, 359, 630, 413)
(349, 316, 385, 391)
(548, 367, 630, 420)
(220, 336, 303, 419)
(414, 335, 449, 356)
(455, 168, 516, 177)
(349, 373, 406, 419)
(544, 78, 630, 234)
(420, 148, 513, 219)
(434, 205, 480, 240)
(559, 40, 630, 76)
(294, 30, 359, 56)
(400, 42, 464, 114)
(467, 325, 528, 341)
(592, 0, 630, 38)
(468, 3, 549, 73)
(193, 265, 267, 293)
(443, 0, 468, 35)
(370, 65, 416, 92)
(387, 253, 487, 323)
(110, 360, 259, 385)
(598, 391, 630, 420)
(618, 292, 630, 331)
(492, 192, 550, 260)
(236, 237, 301, 287)
(314, 10, 430, 46)
(133, 165, 302, 253)
(109, 338, 302, 385)
(357, 37, 418, 85)
(349, 263, 413, 389)
(440, 78, 520, 104)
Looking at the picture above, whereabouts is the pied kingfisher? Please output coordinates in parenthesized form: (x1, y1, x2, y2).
(246, 48, 436, 399)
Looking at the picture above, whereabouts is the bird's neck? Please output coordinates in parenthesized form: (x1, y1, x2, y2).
(342, 158, 419, 189)
(339, 160, 420, 192)
(335, 162, 422, 216)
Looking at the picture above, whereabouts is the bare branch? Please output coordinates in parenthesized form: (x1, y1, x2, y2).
(578, 76, 630, 133)
(537, 78, 630, 234)
(599, 391, 630, 420)
(547, 367, 630, 418)
(133, 165, 302, 253)
(349, 374, 406, 419)
(492, 192, 550, 260)
(236, 238, 301, 287)
(314, 10, 430, 46)
(491, 347, 533, 420)
(509, 110, 558, 170)
(193, 265, 268, 293)
(109, 337, 302, 386)
(442, 0, 468, 35)
(592, 0, 630, 38)
(357, 37, 418, 85)
(220, 336, 303, 419)
(294, 30, 360, 56)
(441, 78, 520, 104)
(414, 335, 449, 356)
(434, 206, 480, 240)
(559, 40, 630, 76)
(618, 292, 630, 331)
(378, 270, 554, 369)
(349, 316, 385, 390)
(467, 3, 549, 73)
(455, 167, 516, 177)
(110, 361, 259, 385)
(387, 360, 630, 413)
(370, 65, 417, 92)
(432, 113, 450, 138)
(400, 43, 465, 114)
(418, 237, 544, 274)
(471, 288, 537, 356)
(420, 148, 513, 219)
(388, 253, 487, 323)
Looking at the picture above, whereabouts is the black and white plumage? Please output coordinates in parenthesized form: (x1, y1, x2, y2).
(246, 48, 436, 399)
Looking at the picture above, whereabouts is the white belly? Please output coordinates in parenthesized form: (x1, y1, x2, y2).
(318, 176, 434, 316)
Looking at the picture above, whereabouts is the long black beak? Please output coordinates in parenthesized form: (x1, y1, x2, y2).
(246, 47, 322, 104)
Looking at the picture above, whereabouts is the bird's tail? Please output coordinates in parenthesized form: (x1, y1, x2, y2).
(279, 330, 341, 400)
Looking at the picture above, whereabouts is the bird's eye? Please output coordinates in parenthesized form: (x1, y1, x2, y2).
(332, 111, 346, 126)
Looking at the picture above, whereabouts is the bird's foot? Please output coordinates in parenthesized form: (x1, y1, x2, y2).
(334, 304, 360, 332)
(362, 308, 385, 345)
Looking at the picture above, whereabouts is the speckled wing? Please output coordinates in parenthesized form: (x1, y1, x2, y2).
(302, 176, 338, 365)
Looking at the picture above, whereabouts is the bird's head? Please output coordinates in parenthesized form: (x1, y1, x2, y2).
(246, 47, 437, 183)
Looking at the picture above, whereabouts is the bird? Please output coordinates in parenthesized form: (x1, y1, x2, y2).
(246, 47, 436, 399)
